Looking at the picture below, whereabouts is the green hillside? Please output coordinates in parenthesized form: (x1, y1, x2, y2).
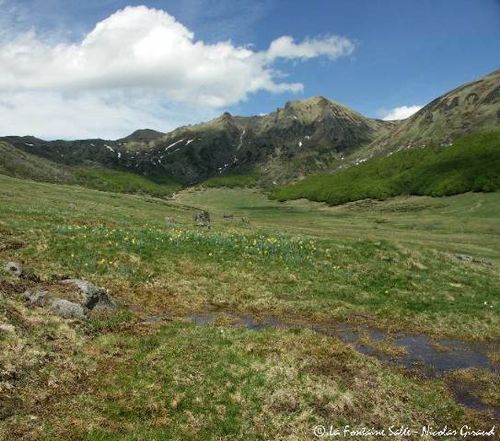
(75, 168, 181, 198)
(271, 131, 500, 205)
(0, 141, 74, 183)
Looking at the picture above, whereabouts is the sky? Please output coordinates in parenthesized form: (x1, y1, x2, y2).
(0, 0, 498, 139)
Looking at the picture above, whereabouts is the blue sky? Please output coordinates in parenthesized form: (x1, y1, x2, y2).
(0, 0, 498, 138)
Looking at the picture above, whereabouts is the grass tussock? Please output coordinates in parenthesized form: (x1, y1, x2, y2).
(15, 323, 482, 440)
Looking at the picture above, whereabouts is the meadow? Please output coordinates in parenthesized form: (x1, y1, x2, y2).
(0, 174, 498, 439)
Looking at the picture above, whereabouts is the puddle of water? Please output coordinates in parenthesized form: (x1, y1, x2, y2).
(188, 312, 498, 376)
(187, 310, 500, 418)
(450, 382, 499, 419)
(395, 335, 498, 377)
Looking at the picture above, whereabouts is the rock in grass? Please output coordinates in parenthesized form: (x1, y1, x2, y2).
(49, 298, 86, 320)
(22, 289, 47, 307)
(4, 261, 23, 277)
(61, 279, 116, 310)
(454, 253, 492, 266)
(61, 279, 100, 299)
(193, 210, 211, 227)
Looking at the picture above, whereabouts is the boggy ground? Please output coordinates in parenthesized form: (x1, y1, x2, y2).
(0, 174, 499, 439)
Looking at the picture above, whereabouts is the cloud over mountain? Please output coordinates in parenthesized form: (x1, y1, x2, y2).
(0, 6, 353, 138)
(381, 105, 422, 121)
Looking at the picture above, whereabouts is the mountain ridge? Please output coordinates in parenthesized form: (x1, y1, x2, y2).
(2, 95, 394, 185)
(0, 69, 498, 193)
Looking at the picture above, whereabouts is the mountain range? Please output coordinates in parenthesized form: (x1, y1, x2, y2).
(0, 69, 498, 196)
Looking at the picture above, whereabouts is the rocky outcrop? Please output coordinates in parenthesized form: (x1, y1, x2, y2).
(193, 211, 211, 227)
(4, 260, 117, 320)
(22, 289, 47, 307)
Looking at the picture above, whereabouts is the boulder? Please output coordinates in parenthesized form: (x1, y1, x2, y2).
(48, 298, 86, 320)
(193, 210, 211, 227)
(454, 254, 492, 266)
(61, 279, 116, 310)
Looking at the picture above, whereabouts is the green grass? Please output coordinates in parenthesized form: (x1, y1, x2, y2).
(176, 187, 500, 262)
(271, 131, 500, 205)
(1, 174, 498, 338)
(75, 167, 181, 198)
(201, 169, 260, 188)
(29, 323, 473, 440)
(0, 141, 183, 199)
(0, 174, 498, 439)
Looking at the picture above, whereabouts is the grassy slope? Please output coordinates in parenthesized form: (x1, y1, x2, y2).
(270, 131, 500, 205)
(75, 167, 181, 198)
(0, 141, 75, 183)
(0, 140, 180, 198)
(201, 170, 260, 189)
(0, 175, 498, 438)
(176, 187, 500, 262)
(2, 175, 498, 336)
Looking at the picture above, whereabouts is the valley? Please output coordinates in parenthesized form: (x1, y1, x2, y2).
(0, 2, 498, 439)
(0, 66, 499, 441)
(0, 173, 498, 438)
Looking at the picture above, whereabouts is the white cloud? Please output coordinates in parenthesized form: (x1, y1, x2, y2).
(0, 5, 354, 138)
(0, 90, 217, 140)
(380, 105, 422, 121)
(266, 35, 354, 61)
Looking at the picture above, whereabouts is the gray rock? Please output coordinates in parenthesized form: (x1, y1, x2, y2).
(454, 254, 492, 266)
(193, 210, 211, 227)
(61, 279, 100, 299)
(4, 261, 23, 277)
(49, 298, 86, 319)
(89, 292, 115, 311)
(61, 279, 116, 310)
(22, 289, 47, 307)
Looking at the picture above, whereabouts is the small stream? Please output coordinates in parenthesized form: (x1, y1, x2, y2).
(187, 311, 499, 419)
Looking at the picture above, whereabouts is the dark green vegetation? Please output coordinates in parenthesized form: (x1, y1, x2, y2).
(0, 175, 498, 438)
(202, 169, 260, 188)
(0, 141, 73, 183)
(271, 131, 500, 205)
(75, 168, 181, 198)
